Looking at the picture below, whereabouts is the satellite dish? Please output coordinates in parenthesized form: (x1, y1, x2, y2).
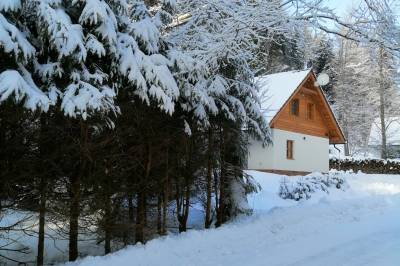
(316, 73, 330, 86)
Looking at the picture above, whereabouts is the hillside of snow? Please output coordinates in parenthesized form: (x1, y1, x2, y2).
(62, 171, 400, 266)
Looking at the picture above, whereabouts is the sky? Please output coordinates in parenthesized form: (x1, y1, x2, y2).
(326, 0, 400, 19)
(326, 0, 361, 18)
(310, 0, 362, 33)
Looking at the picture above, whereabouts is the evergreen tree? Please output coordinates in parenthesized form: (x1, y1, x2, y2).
(312, 37, 336, 100)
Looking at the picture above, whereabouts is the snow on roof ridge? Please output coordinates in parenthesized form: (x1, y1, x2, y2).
(256, 69, 311, 123)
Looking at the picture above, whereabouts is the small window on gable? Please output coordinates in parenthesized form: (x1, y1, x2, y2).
(307, 103, 314, 120)
(290, 99, 299, 116)
(286, 140, 294, 159)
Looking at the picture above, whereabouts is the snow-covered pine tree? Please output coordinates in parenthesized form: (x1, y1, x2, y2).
(170, 0, 278, 140)
(1, 0, 180, 119)
(31, 0, 119, 261)
(122, 0, 179, 114)
(2, 0, 181, 262)
(1, 3, 50, 264)
(158, 0, 176, 26)
(0, 1, 50, 111)
(312, 36, 336, 101)
(169, 0, 284, 225)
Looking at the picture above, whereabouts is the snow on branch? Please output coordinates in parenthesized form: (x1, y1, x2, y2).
(116, 31, 178, 114)
(0, 14, 35, 61)
(37, 2, 87, 61)
(0, 0, 21, 12)
(86, 34, 106, 57)
(61, 81, 116, 120)
(130, 17, 161, 54)
(116, 32, 147, 92)
(79, 0, 118, 46)
(0, 69, 50, 111)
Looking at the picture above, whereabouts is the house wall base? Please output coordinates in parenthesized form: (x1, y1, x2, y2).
(249, 169, 311, 176)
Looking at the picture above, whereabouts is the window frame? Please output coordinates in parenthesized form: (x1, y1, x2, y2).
(307, 102, 315, 120)
(286, 140, 294, 160)
(290, 99, 300, 117)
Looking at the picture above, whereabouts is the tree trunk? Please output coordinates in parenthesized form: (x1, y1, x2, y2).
(104, 193, 112, 254)
(135, 190, 145, 243)
(104, 159, 112, 254)
(104, 217, 111, 254)
(135, 142, 152, 243)
(216, 128, 225, 228)
(378, 46, 387, 159)
(37, 115, 47, 266)
(143, 195, 148, 227)
(135, 190, 143, 243)
(178, 138, 192, 233)
(69, 121, 87, 261)
(182, 179, 190, 232)
(175, 183, 182, 231)
(37, 175, 46, 266)
(128, 193, 134, 226)
(157, 194, 162, 235)
(177, 175, 190, 233)
(69, 174, 80, 261)
(205, 128, 213, 229)
(161, 145, 169, 235)
(213, 168, 219, 227)
(123, 193, 134, 245)
(379, 104, 387, 159)
(344, 129, 350, 157)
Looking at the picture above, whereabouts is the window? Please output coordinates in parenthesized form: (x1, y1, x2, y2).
(307, 103, 314, 120)
(290, 99, 299, 116)
(286, 140, 294, 159)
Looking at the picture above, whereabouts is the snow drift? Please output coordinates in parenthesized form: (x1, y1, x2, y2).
(62, 171, 400, 266)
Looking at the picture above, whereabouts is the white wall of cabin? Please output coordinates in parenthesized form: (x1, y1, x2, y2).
(247, 138, 275, 170)
(248, 128, 329, 173)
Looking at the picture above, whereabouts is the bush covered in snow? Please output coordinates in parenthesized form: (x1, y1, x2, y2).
(279, 172, 347, 201)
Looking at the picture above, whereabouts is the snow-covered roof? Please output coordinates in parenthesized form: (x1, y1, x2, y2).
(257, 69, 311, 122)
(369, 117, 400, 146)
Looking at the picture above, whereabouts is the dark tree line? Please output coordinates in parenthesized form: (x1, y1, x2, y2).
(0, 92, 261, 264)
(0, 0, 271, 264)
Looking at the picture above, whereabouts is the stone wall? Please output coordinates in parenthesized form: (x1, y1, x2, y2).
(330, 158, 400, 174)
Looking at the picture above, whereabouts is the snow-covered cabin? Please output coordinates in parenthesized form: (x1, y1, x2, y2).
(247, 69, 345, 175)
(368, 117, 400, 158)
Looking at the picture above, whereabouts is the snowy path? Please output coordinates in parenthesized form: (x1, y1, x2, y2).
(290, 230, 400, 266)
(66, 172, 400, 266)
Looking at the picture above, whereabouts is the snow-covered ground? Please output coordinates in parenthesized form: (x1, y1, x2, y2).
(63, 171, 400, 266)
(0, 211, 104, 264)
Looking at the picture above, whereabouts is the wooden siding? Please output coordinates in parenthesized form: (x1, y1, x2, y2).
(270, 72, 345, 144)
(271, 86, 330, 139)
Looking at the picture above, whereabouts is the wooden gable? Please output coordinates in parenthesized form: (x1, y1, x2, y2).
(270, 72, 345, 144)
